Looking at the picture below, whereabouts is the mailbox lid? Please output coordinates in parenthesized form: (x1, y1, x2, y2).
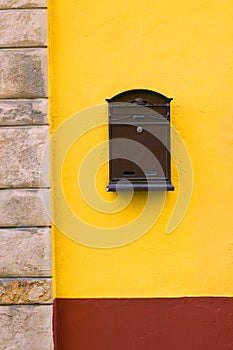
(107, 89, 172, 120)
(109, 103, 169, 122)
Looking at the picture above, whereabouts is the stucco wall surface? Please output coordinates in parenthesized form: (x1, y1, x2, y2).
(49, 0, 233, 298)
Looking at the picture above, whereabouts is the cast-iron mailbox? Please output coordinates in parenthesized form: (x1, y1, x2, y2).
(106, 89, 174, 191)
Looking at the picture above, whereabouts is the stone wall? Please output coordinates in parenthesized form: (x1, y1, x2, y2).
(0, 1, 53, 348)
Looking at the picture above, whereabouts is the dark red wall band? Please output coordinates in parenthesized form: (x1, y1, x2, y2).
(54, 297, 233, 350)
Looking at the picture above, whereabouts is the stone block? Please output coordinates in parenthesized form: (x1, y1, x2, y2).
(0, 126, 49, 188)
(0, 99, 48, 125)
(0, 10, 47, 47)
(0, 189, 51, 227)
(0, 305, 53, 349)
(0, 278, 52, 304)
(0, 0, 46, 8)
(0, 49, 47, 98)
(0, 228, 51, 277)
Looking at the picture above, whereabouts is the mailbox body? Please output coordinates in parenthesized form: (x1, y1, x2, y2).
(106, 89, 174, 191)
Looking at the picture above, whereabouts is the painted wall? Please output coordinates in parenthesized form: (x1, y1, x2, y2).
(49, 0, 233, 298)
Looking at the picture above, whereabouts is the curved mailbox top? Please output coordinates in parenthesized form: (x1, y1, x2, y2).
(107, 89, 173, 122)
(106, 89, 173, 104)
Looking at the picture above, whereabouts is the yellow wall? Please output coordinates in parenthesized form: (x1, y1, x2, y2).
(49, 0, 233, 298)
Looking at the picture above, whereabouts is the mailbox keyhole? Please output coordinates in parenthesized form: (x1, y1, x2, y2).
(137, 126, 143, 133)
(123, 171, 136, 176)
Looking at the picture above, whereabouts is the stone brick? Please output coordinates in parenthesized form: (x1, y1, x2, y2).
(0, 49, 47, 98)
(0, 228, 51, 277)
(0, 126, 49, 188)
(0, 305, 53, 349)
(0, 0, 46, 8)
(0, 10, 47, 47)
(0, 189, 51, 227)
(0, 278, 52, 304)
(0, 99, 48, 125)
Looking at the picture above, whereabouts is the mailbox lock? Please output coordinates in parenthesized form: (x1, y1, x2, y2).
(137, 126, 143, 133)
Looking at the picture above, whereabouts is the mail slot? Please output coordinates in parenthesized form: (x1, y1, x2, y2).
(106, 89, 174, 191)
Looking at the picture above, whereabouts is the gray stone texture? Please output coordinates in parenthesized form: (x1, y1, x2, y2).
(0, 10, 47, 47)
(0, 1, 52, 347)
(0, 0, 46, 8)
(0, 189, 50, 226)
(0, 126, 49, 188)
(0, 99, 48, 125)
(0, 49, 48, 98)
(0, 305, 53, 350)
(0, 278, 52, 304)
(0, 228, 51, 277)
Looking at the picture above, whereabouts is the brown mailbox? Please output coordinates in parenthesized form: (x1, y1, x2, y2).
(106, 89, 174, 191)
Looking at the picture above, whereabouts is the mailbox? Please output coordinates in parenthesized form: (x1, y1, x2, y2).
(106, 89, 174, 191)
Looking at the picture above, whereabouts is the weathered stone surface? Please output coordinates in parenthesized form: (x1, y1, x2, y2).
(0, 305, 53, 349)
(0, 49, 47, 98)
(0, 0, 46, 8)
(0, 10, 47, 48)
(0, 228, 51, 277)
(0, 189, 50, 226)
(0, 278, 52, 304)
(0, 99, 48, 125)
(0, 126, 49, 187)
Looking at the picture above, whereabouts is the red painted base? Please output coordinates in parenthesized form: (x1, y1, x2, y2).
(53, 298, 233, 350)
